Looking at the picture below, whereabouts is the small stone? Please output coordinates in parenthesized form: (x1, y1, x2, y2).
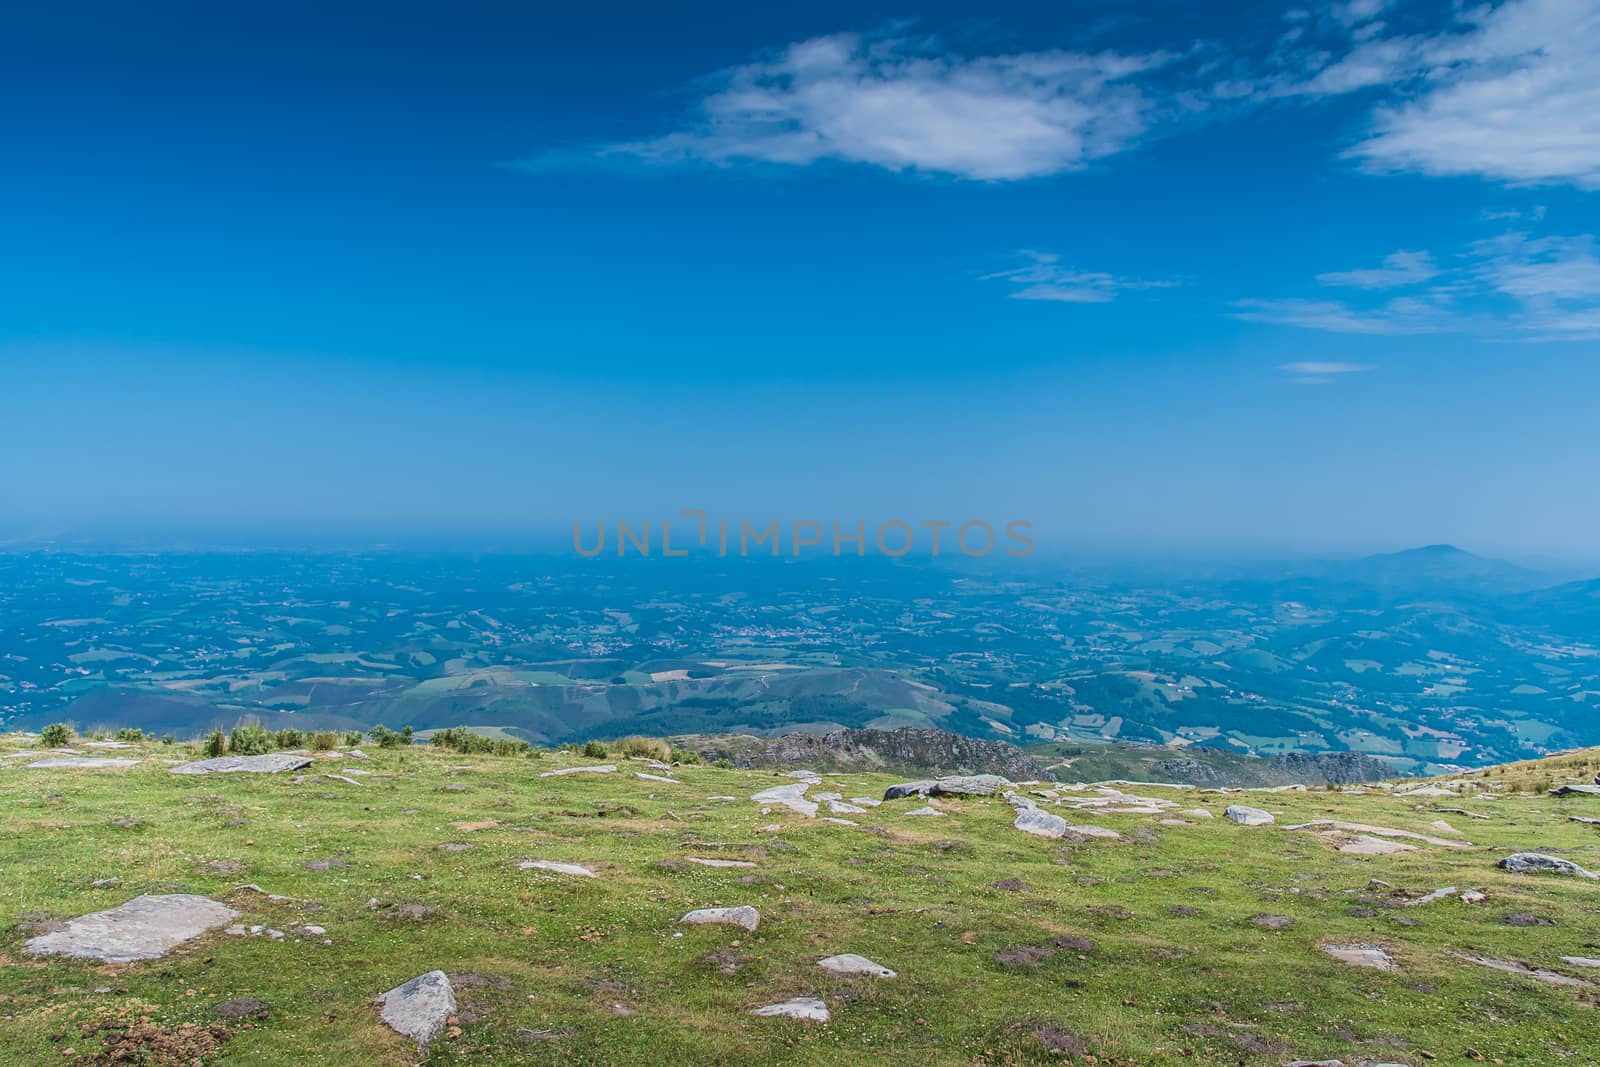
(681, 906, 759, 932)
(817, 953, 896, 978)
(685, 858, 757, 869)
(1498, 852, 1599, 879)
(212, 997, 270, 1021)
(1251, 914, 1294, 929)
(539, 765, 617, 777)
(519, 860, 597, 878)
(750, 996, 828, 1021)
(1224, 805, 1275, 826)
(376, 970, 457, 1052)
(1323, 943, 1396, 971)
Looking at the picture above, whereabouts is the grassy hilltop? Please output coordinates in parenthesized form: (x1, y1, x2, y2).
(4, 733, 1600, 1065)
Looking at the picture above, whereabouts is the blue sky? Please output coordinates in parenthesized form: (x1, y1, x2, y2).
(2, 0, 1597, 556)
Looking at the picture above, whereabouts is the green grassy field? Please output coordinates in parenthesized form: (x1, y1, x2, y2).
(3, 736, 1600, 1065)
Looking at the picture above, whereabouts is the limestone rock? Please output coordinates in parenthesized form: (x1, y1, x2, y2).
(24, 894, 238, 963)
(1224, 805, 1275, 826)
(1498, 852, 1599, 879)
(170, 754, 313, 775)
(681, 906, 759, 932)
(750, 996, 829, 1021)
(376, 970, 457, 1051)
(818, 953, 896, 978)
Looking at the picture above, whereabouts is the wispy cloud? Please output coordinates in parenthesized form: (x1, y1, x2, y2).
(594, 34, 1171, 181)
(1234, 296, 1454, 335)
(1237, 228, 1600, 340)
(1316, 250, 1436, 289)
(984, 250, 1178, 303)
(1279, 360, 1376, 384)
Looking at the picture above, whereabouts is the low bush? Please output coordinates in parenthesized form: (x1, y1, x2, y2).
(668, 747, 701, 765)
(39, 723, 74, 747)
(273, 728, 304, 750)
(228, 722, 272, 756)
(614, 736, 670, 761)
(115, 727, 145, 742)
(429, 726, 534, 757)
(308, 731, 338, 752)
(370, 724, 413, 749)
(581, 740, 609, 759)
(202, 729, 227, 758)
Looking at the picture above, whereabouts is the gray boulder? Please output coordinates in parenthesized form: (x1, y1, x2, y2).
(1550, 784, 1600, 797)
(170, 754, 314, 775)
(1013, 806, 1068, 839)
(1224, 804, 1276, 826)
(884, 774, 1013, 801)
(376, 970, 456, 1052)
(24, 894, 238, 963)
(27, 757, 140, 770)
(1498, 852, 1599, 879)
(883, 779, 938, 800)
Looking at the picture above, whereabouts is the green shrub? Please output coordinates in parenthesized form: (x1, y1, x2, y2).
(613, 736, 670, 761)
(39, 723, 74, 747)
(273, 728, 304, 749)
(370, 724, 413, 749)
(308, 731, 338, 752)
(203, 729, 227, 758)
(668, 747, 701, 765)
(115, 727, 145, 742)
(581, 740, 609, 759)
(228, 722, 272, 756)
(342, 731, 364, 748)
(429, 726, 533, 757)
(712, 758, 734, 769)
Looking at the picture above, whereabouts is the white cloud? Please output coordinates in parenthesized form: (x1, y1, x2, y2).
(1238, 229, 1600, 340)
(1279, 360, 1376, 384)
(1347, 0, 1600, 189)
(604, 33, 1169, 180)
(1316, 250, 1437, 289)
(1233, 296, 1454, 335)
(984, 250, 1177, 303)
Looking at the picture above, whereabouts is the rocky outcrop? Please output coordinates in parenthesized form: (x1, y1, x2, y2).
(1146, 750, 1395, 787)
(693, 728, 1052, 781)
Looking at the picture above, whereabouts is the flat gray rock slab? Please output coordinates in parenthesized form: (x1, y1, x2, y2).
(1323, 943, 1396, 971)
(24, 894, 238, 963)
(1499, 852, 1599, 878)
(539, 764, 617, 777)
(27, 757, 140, 770)
(170, 754, 314, 775)
(818, 953, 896, 978)
(1225, 804, 1275, 826)
(1013, 807, 1069, 839)
(751, 782, 818, 817)
(750, 996, 829, 1021)
(376, 970, 457, 1051)
(904, 806, 945, 817)
(1458, 954, 1593, 987)
(681, 905, 759, 932)
(519, 860, 597, 878)
(686, 857, 757, 868)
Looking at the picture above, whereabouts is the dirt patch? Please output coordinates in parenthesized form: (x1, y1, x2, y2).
(77, 1019, 232, 1065)
(700, 949, 749, 975)
(1006, 1020, 1089, 1056)
(992, 877, 1028, 892)
(995, 945, 1055, 967)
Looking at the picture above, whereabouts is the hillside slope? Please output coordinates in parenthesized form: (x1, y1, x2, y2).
(4, 731, 1600, 1065)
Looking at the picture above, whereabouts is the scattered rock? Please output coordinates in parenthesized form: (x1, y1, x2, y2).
(992, 877, 1028, 892)
(519, 860, 597, 878)
(1251, 914, 1294, 929)
(1224, 805, 1275, 826)
(818, 953, 896, 977)
(1338, 835, 1418, 855)
(1550, 784, 1600, 797)
(212, 997, 270, 1021)
(1498, 852, 1598, 879)
(376, 970, 457, 1051)
(681, 905, 759, 932)
(1323, 943, 1396, 971)
(685, 857, 757, 869)
(438, 842, 473, 853)
(904, 806, 945, 817)
(1502, 912, 1555, 927)
(1013, 806, 1069, 839)
(750, 996, 828, 1021)
(540, 765, 617, 777)
(1456, 954, 1592, 987)
(23, 894, 238, 963)
(170, 755, 313, 775)
(304, 858, 348, 872)
(27, 757, 141, 770)
(750, 783, 818, 817)
(1560, 956, 1600, 968)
